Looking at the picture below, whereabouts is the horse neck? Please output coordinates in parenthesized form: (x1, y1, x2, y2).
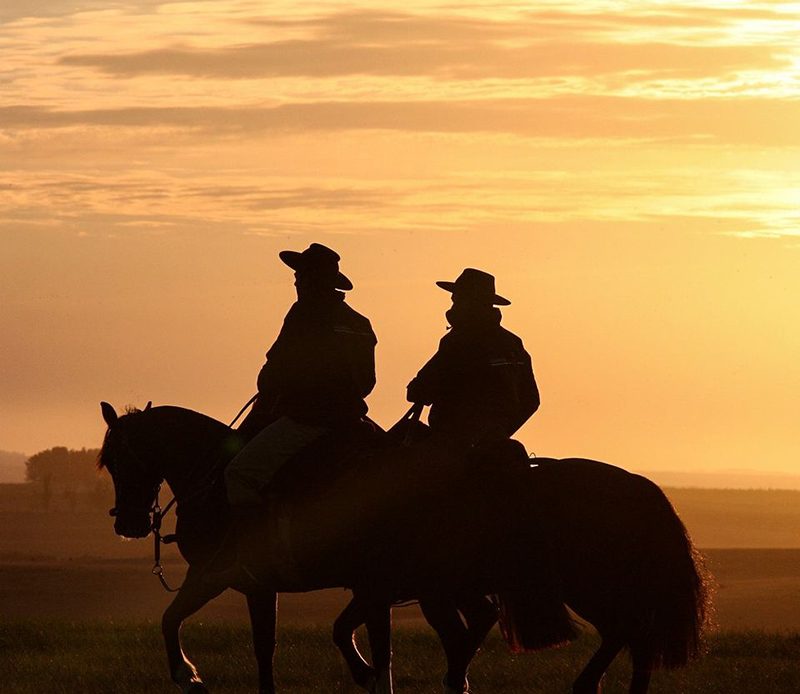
(139, 407, 231, 500)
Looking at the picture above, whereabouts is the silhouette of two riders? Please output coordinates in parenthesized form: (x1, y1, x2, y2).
(212, 251, 541, 606)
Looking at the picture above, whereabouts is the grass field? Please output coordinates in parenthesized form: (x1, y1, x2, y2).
(3, 622, 800, 693)
(2, 489, 800, 691)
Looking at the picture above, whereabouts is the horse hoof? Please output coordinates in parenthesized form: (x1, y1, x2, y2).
(372, 669, 394, 694)
(353, 671, 378, 694)
(442, 674, 469, 694)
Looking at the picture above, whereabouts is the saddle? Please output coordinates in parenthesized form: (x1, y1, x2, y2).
(266, 418, 386, 504)
(242, 422, 536, 592)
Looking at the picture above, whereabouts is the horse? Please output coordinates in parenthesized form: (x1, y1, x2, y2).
(99, 402, 710, 694)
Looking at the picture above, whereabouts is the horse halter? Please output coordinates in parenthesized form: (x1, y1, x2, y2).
(106, 425, 162, 528)
(103, 425, 183, 590)
(107, 396, 258, 593)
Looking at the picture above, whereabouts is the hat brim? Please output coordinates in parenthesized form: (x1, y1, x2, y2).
(279, 250, 353, 291)
(436, 280, 510, 306)
(278, 250, 303, 269)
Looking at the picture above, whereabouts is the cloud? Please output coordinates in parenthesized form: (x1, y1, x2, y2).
(0, 172, 398, 223)
(55, 6, 797, 84)
(59, 34, 788, 81)
(0, 0, 208, 25)
(184, 184, 393, 210)
(254, 7, 799, 39)
(3, 96, 800, 146)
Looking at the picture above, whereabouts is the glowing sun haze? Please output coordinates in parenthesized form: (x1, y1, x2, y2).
(1, 1, 799, 482)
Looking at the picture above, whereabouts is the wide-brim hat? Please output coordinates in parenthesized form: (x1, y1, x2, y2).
(436, 268, 510, 306)
(279, 242, 353, 291)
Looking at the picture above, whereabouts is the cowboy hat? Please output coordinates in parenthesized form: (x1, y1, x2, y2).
(279, 243, 353, 291)
(436, 268, 510, 306)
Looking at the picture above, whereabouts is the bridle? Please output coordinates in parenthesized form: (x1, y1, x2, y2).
(108, 395, 257, 593)
(150, 486, 179, 591)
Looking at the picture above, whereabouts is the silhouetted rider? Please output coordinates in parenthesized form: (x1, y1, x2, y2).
(407, 268, 539, 445)
(407, 268, 540, 685)
(225, 243, 377, 509)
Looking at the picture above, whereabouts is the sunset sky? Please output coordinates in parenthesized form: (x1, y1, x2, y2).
(1, 1, 798, 482)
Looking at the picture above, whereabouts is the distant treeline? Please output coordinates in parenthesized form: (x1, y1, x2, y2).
(14, 446, 111, 511)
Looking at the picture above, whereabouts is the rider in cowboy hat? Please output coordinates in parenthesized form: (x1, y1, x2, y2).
(407, 267, 539, 445)
(220, 243, 376, 547)
(226, 243, 377, 508)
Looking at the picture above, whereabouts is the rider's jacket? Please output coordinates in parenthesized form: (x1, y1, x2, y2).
(243, 291, 376, 433)
(407, 314, 539, 444)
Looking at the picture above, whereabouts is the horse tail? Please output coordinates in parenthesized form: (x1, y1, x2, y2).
(628, 480, 712, 670)
(496, 589, 577, 654)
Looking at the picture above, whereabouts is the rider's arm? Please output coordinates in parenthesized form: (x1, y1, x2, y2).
(503, 342, 540, 436)
(406, 344, 448, 406)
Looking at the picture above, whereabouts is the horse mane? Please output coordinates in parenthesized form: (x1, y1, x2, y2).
(97, 428, 113, 470)
(97, 405, 228, 470)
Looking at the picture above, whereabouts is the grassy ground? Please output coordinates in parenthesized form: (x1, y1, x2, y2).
(2, 622, 800, 693)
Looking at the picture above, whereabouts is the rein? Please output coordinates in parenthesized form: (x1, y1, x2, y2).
(148, 394, 257, 593)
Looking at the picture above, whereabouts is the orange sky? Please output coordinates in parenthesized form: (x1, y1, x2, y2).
(1, 1, 799, 482)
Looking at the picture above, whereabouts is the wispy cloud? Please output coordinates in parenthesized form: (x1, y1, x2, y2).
(61, 41, 786, 81)
(59, 8, 792, 82)
(3, 96, 800, 146)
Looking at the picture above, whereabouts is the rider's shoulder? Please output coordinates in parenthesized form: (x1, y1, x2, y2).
(336, 301, 376, 339)
(494, 325, 526, 348)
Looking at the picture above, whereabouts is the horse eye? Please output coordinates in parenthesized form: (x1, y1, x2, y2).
(109, 508, 119, 517)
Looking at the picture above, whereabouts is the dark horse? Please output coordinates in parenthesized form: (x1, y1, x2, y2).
(99, 402, 709, 694)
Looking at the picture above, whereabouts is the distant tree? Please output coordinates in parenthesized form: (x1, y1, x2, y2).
(25, 447, 106, 510)
(42, 473, 52, 511)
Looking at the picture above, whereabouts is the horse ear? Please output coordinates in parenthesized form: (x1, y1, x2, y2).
(144, 401, 153, 411)
(100, 401, 118, 426)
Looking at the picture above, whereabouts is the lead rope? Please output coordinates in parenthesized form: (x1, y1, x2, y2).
(150, 394, 258, 592)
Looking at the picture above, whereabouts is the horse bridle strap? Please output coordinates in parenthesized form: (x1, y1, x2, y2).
(150, 489, 181, 592)
(147, 394, 257, 593)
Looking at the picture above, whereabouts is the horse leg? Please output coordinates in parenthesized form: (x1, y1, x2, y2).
(572, 635, 623, 694)
(365, 602, 393, 694)
(459, 595, 498, 658)
(419, 598, 472, 694)
(629, 648, 652, 694)
(162, 568, 227, 693)
(333, 596, 376, 691)
(246, 590, 278, 694)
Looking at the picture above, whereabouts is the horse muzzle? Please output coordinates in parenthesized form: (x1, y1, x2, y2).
(113, 509, 152, 539)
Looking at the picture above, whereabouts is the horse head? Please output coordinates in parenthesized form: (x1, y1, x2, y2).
(99, 401, 162, 539)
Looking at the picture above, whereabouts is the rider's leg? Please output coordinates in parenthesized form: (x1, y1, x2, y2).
(225, 416, 329, 508)
(205, 416, 328, 584)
